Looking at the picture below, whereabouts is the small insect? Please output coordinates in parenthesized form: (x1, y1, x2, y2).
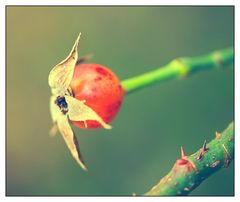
(48, 33, 111, 171)
(55, 96, 68, 114)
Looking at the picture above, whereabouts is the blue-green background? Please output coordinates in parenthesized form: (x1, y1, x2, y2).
(6, 6, 234, 195)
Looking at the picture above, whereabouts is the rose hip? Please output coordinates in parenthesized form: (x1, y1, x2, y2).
(70, 64, 125, 128)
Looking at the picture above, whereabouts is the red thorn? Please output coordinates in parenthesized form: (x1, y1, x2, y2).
(180, 146, 186, 158)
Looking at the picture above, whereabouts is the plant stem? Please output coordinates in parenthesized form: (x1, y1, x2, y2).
(121, 47, 233, 94)
(144, 122, 234, 196)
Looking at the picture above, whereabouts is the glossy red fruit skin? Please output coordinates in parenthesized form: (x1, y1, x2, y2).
(70, 64, 125, 128)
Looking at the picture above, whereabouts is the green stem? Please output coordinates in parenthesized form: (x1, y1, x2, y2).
(144, 122, 234, 196)
(121, 48, 233, 94)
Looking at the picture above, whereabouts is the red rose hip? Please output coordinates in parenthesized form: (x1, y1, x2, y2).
(70, 64, 125, 128)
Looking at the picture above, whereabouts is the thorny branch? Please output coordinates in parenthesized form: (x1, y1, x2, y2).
(143, 122, 234, 196)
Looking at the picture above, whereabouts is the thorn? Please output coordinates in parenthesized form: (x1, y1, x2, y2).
(197, 140, 209, 161)
(202, 140, 207, 151)
(210, 160, 220, 168)
(215, 131, 221, 139)
(196, 152, 203, 161)
(180, 146, 186, 158)
(222, 144, 231, 168)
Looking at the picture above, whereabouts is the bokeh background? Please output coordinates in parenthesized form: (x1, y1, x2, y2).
(6, 6, 234, 196)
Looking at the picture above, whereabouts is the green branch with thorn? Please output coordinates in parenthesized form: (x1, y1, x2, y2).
(143, 122, 234, 196)
(120, 48, 234, 196)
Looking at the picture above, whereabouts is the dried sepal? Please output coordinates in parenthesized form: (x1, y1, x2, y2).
(49, 122, 58, 137)
(65, 95, 112, 129)
(50, 96, 61, 122)
(49, 96, 87, 170)
(57, 114, 87, 171)
(48, 33, 81, 95)
(49, 96, 61, 136)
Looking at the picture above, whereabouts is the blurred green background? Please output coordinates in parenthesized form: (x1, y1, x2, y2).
(6, 6, 234, 196)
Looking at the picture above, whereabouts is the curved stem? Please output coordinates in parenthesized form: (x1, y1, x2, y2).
(144, 122, 234, 196)
(121, 47, 233, 94)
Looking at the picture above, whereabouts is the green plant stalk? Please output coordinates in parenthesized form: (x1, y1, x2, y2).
(144, 122, 234, 196)
(121, 48, 233, 94)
